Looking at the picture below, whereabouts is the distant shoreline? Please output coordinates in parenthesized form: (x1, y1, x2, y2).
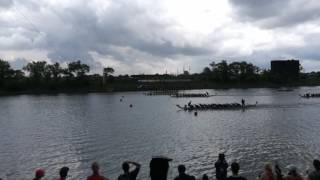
(1, 82, 319, 96)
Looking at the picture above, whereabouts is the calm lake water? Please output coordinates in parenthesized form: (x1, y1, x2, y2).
(1, 87, 320, 180)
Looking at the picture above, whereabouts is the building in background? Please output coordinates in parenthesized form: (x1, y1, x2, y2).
(271, 60, 300, 80)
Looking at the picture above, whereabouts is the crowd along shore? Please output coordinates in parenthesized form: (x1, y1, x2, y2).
(3, 154, 320, 180)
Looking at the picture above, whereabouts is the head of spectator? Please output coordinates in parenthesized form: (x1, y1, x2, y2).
(59, 166, 69, 179)
(177, 165, 186, 175)
(91, 162, 100, 175)
(231, 162, 240, 175)
(122, 162, 130, 174)
(314, 159, 320, 171)
(34, 169, 45, 180)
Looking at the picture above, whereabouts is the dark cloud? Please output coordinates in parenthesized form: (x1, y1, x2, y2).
(229, 0, 320, 28)
(0, 0, 13, 8)
(25, 0, 210, 72)
(229, 0, 289, 20)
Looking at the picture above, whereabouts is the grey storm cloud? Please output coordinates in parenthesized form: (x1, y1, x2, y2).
(14, 0, 210, 70)
(229, 0, 289, 20)
(3, 0, 320, 73)
(0, 0, 13, 8)
(229, 0, 320, 28)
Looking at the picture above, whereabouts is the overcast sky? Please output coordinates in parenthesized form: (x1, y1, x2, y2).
(1, 0, 320, 74)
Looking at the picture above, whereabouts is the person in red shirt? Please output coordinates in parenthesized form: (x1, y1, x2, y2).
(87, 162, 109, 180)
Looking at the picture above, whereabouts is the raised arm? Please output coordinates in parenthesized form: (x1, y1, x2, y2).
(127, 161, 141, 169)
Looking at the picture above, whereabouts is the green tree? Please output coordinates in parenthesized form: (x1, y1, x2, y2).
(12, 70, 25, 79)
(23, 61, 47, 80)
(228, 62, 241, 80)
(67, 60, 90, 78)
(215, 60, 230, 82)
(202, 67, 211, 74)
(0, 59, 13, 79)
(45, 62, 63, 80)
(103, 67, 114, 77)
(103, 67, 115, 84)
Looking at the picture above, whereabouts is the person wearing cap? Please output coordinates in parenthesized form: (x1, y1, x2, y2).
(87, 162, 109, 180)
(33, 169, 45, 180)
(59, 166, 69, 180)
(308, 159, 320, 180)
(118, 161, 141, 180)
(259, 163, 276, 180)
(215, 153, 228, 180)
(284, 165, 303, 180)
(174, 165, 195, 180)
(227, 162, 247, 180)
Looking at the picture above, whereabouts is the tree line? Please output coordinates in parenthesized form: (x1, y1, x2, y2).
(0, 58, 318, 93)
(201, 60, 261, 82)
(0, 59, 116, 92)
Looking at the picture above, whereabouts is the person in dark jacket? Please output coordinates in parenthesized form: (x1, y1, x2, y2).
(308, 159, 320, 180)
(215, 153, 228, 180)
(227, 162, 247, 180)
(150, 156, 172, 180)
(174, 165, 195, 180)
(59, 167, 69, 180)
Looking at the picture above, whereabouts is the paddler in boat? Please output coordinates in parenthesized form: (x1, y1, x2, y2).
(188, 101, 192, 107)
(241, 99, 245, 107)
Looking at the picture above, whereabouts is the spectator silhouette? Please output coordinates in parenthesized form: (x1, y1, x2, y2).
(202, 174, 209, 180)
(33, 169, 45, 180)
(118, 161, 141, 180)
(227, 162, 247, 180)
(274, 164, 283, 180)
(308, 159, 320, 180)
(260, 163, 276, 180)
(87, 162, 109, 180)
(174, 165, 195, 180)
(284, 166, 303, 180)
(59, 166, 69, 180)
(150, 156, 172, 180)
(215, 153, 228, 180)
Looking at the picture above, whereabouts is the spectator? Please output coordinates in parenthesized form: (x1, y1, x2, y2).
(275, 164, 283, 180)
(59, 166, 69, 180)
(227, 162, 247, 180)
(260, 163, 276, 180)
(87, 162, 109, 180)
(202, 174, 209, 180)
(284, 166, 303, 180)
(33, 169, 45, 180)
(215, 153, 228, 180)
(118, 161, 141, 180)
(174, 165, 195, 180)
(308, 159, 320, 180)
(150, 156, 172, 180)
